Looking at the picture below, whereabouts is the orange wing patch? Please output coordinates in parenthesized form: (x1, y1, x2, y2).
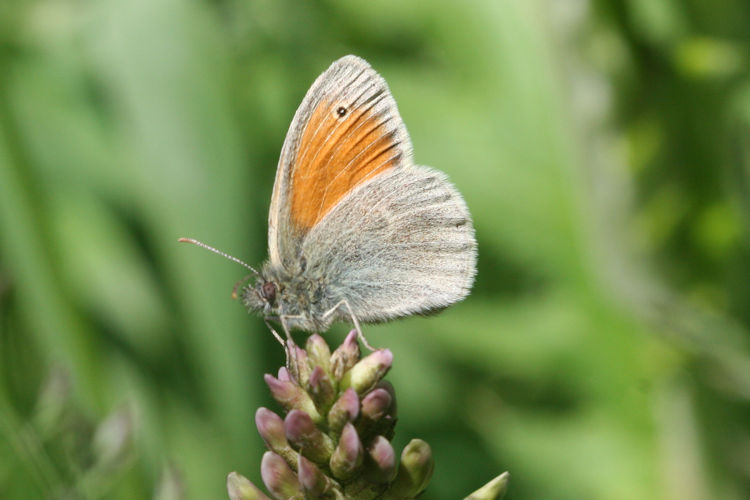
(290, 100, 399, 231)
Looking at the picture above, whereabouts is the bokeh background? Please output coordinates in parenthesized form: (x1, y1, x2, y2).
(2, 0, 750, 499)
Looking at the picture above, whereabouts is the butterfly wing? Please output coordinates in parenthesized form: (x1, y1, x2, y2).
(270, 55, 476, 320)
(301, 164, 476, 322)
(268, 55, 413, 271)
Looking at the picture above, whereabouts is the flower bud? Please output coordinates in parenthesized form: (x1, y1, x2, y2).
(277, 367, 291, 382)
(284, 410, 334, 464)
(307, 366, 335, 413)
(366, 436, 397, 483)
(330, 330, 360, 380)
(376, 380, 397, 419)
(365, 381, 398, 440)
(327, 388, 359, 436)
(235, 329, 447, 500)
(298, 454, 333, 496)
(341, 349, 393, 395)
(255, 408, 298, 466)
(264, 374, 322, 423)
(329, 422, 363, 480)
(305, 334, 331, 375)
(361, 388, 392, 421)
(357, 387, 396, 441)
(287, 342, 311, 387)
(382, 439, 434, 499)
(227, 472, 270, 500)
(464, 472, 510, 500)
(260, 452, 302, 499)
(255, 408, 286, 450)
(154, 464, 184, 500)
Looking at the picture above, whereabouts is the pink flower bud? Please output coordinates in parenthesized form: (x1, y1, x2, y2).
(260, 452, 301, 499)
(329, 422, 364, 480)
(328, 388, 359, 435)
(367, 436, 397, 483)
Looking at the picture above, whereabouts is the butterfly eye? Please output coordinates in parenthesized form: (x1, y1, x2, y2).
(336, 106, 347, 118)
(261, 281, 277, 304)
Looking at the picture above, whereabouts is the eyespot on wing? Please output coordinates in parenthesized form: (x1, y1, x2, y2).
(290, 98, 402, 231)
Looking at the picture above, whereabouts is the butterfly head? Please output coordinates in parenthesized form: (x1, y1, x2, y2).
(240, 262, 333, 333)
(242, 276, 279, 316)
(241, 262, 301, 316)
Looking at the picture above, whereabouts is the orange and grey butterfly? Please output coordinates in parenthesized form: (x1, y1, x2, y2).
(254, 55, 475, 333)
(182, 55, 476, 339)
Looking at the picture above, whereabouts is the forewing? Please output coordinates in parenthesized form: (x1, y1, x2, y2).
(301, 165, 477, 322)
(268, 55, 413, 270)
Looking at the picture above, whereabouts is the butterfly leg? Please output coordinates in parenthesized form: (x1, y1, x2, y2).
(264, 317, 294, 369)
(278, 313, 311, 380)
(263, 318, 286, 346)
(323, 299, 376, 351)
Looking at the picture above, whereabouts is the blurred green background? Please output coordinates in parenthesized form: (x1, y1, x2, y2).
(2, 0, 750, 499)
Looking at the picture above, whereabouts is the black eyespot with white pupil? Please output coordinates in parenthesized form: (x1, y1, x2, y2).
(336, 106, 347, 117)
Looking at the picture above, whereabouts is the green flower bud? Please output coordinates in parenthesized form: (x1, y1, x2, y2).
(340, 349, 393, 395)
(464, 472, 510, 500)
(284, 410, 334, 464)
(382, 439, 434, 499)
(154, 464, 184, 500)
(305, 334, 332, 375)
(227, 472, 270, 500)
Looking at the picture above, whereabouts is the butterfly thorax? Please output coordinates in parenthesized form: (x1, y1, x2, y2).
(241, 260, 336, 332)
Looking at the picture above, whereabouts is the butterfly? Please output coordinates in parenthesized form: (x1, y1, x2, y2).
(181, 55, 476, 347)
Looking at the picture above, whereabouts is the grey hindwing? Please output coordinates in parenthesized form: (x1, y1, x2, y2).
(300, 165, 477, 322)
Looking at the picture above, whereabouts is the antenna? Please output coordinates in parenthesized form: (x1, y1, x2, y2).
(178, 238, 259, 276)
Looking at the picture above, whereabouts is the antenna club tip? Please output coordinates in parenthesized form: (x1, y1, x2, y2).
(178, 237, 193, 243)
